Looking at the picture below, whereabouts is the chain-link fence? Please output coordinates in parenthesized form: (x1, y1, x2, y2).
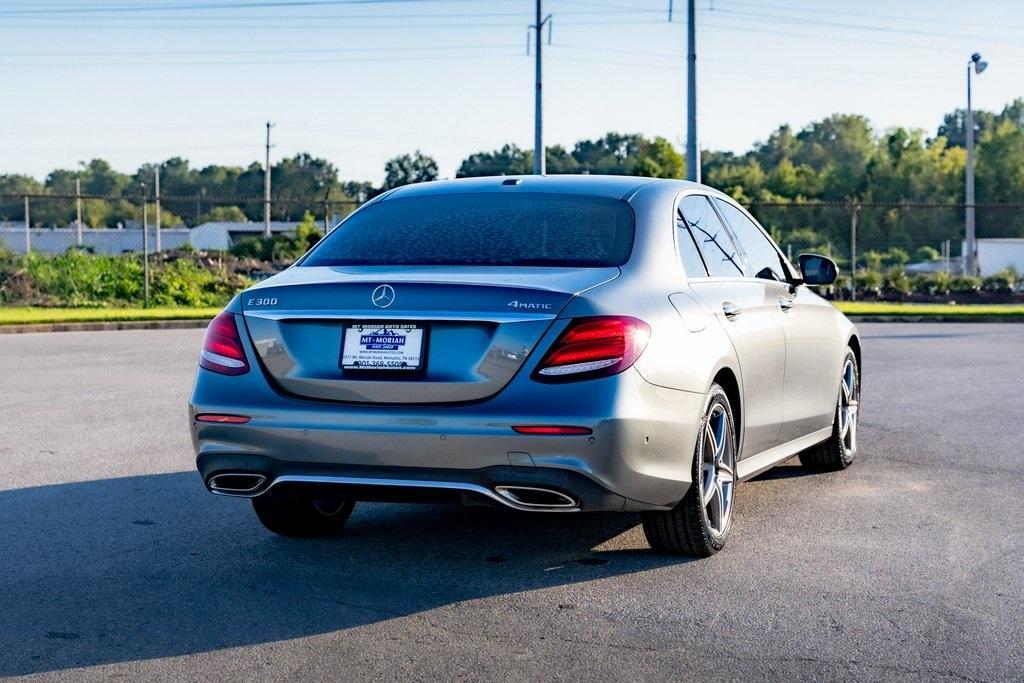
(749, 202, 1024, 269)
(748, 202, 1024, 301)
(2, 193, 1024, 305)
(0, 191, 360, 255)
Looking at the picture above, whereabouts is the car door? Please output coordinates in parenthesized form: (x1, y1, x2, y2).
(712, 197, 837, 444)
(677, 194, 786, 459)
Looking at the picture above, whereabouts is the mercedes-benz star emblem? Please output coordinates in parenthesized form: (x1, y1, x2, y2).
(371, 284, 395, 308)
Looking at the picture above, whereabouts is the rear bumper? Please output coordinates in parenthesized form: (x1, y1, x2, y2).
(190, 358, 704, 511)
(197, 456, 630, 512)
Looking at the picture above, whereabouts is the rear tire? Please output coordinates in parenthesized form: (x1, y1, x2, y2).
(252, 488, 355, 537)
(642, 383, 737, 557)
(799, 348, 859, 472)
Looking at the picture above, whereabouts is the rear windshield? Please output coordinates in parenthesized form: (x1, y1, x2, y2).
(301, 192, 635, 268)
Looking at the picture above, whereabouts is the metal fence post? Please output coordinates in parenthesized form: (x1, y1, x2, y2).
(850, 203, 859, 302)
(155, 166, 162, 253)
(23, 195, 31, 253)
(141, 186, 150, 308)
(75, 178, 83, 246)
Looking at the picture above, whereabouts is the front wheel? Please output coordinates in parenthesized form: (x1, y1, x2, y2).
(799, 348, 859, 472)
(641, 383, 738, 557)
(251, 487, 355, 537)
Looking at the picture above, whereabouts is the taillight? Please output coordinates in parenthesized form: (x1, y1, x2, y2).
(512, 425, 592, 435)
(195, 413, 251, 424)
(533, 316, 650, 382)
(199, 311, 249, 376)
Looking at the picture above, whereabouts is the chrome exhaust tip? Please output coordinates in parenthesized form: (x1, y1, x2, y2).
(207, 473, 267, 497)
(494, 485, 578, 510)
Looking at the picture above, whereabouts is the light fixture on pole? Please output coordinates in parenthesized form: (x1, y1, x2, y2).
(964, 52, 987, 277)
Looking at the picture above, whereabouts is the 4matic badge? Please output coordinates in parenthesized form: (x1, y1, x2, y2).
(507, 300, 553, 310)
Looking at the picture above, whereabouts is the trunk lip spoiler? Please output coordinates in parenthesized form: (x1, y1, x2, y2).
(242, 310, 562, 323)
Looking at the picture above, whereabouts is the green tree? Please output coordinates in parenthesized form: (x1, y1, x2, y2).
(382, 151, 438, 190)
(976, 120, 1024, 204)
(200, 205, 248, 223)
(457, 144, 532, 177)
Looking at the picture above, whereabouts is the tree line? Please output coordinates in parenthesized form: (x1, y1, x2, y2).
(1, 98, 1022, 231)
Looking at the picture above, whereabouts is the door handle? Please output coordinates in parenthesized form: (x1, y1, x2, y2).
(778, 296, 795, 311)
(722, 301, 742, 319)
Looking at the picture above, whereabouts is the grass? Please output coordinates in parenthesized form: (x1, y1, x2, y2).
(0, 306, 221, 326)
(2, 301, 1023, 326)
(834, 301, 1024, 318)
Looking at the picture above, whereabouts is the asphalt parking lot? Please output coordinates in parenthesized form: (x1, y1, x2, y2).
(1, 323, 1022, 680)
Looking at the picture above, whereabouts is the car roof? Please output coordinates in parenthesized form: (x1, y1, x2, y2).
(380, 175, 709, 202)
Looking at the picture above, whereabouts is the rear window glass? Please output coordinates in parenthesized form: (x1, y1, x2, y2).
(302, 192, 635, 267)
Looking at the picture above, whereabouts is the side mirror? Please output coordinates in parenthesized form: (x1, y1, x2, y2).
(798, 253, 838, 286)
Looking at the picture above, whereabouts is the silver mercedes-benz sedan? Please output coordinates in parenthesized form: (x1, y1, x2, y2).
(190, 175, 860, 557)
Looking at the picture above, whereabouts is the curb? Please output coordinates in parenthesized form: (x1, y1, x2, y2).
(0, 319, 212, 334)
(845, 315, 1024, 323)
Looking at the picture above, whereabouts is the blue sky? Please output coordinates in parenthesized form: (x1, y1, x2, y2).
(1, 0, 1021, 184)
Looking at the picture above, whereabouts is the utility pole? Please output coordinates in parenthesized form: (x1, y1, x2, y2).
(686, 0, 699, 183)
(530, 1, 552, 176)
(155, 165, 162, 252)
(75, 178, 83, 245)
(264, 120, 274, 238)
(23, 195, 30, 253)
(964, 52, 988, 277)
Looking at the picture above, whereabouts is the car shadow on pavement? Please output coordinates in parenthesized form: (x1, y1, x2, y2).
(746, 459, 818, 481)
(0, 472, 692, 676)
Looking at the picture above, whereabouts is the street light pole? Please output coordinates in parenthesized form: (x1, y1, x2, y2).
(964, 52, 987, 277)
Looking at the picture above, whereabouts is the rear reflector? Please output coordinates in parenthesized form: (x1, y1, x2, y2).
(199, 311, 250, 376)
(195, 414, 251, 424)
(533, 316, 650, 382)
(512, 425, 592, 435)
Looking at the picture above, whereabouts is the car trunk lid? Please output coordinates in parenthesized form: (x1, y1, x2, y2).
(241, 266, 618, 403)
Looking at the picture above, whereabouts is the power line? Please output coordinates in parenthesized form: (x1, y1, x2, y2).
(709, 7, 1022, 45)
(711, 0, 1024, 34)
(550, 44, 1018, 86)
(0, 0, 482, 16)
(0, 52, 523, 68)
(696, 19, 1024, 58)
(4, 43, 522, 58)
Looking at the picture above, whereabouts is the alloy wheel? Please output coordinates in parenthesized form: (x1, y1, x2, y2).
(838, 358, 859, 456)
(700, 403, 735, 537)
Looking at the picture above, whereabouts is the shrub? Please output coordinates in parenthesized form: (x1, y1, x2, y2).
(20, 250, 143, 306)
(229, 211, 323, 264)
(982, 267, 1019, 292)
(854, 269, 882, 295)
(0, 249, 250, 307)
(230, 236, 272, 261)
(949, 275, 982, 294)
(911, 271, 951, 296)
(882, 247, 910, 267)
(913, 246, 941, 262)
(884, 266, 912, 296)
(861, 250, 884, 271)
(150, 258, 247, 307)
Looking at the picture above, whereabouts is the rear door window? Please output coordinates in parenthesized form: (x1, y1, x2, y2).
(713, 198, 788, 281)
(678, 195, 744, 278)
(676, 223, 708, 277)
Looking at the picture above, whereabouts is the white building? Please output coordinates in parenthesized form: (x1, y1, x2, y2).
(965, 239, 1024, 277)
(189, 221, 299, 251)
